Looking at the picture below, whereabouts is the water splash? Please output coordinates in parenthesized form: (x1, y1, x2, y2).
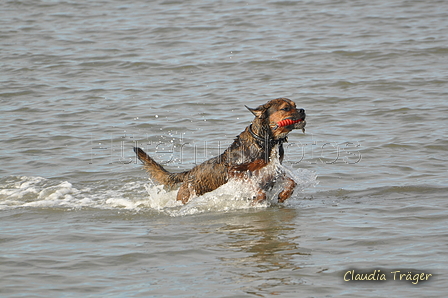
(0, 167, 317, 215)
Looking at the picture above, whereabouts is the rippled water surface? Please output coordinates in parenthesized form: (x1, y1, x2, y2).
(1, 0, 448, 297)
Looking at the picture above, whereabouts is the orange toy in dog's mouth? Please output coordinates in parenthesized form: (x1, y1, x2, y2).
(276, 118, 303, 127)
(273, 118, 306, 133)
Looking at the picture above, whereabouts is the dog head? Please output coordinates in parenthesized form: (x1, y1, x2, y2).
(246, 98, 306, 140)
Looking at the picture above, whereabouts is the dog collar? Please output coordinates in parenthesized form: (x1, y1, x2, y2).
(248, 124, 268, 142)
(248, 125, 287, 146)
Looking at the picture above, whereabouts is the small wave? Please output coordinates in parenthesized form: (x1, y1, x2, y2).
(0, 167, 318, 216)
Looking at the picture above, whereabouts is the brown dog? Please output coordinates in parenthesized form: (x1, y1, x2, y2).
(134, 98, 306, 204)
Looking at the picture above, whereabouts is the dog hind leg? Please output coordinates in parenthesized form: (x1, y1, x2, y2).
(176, 182, 192, 204)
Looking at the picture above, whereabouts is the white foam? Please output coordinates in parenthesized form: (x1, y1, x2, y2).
(165, 180, 263, 217)
(0, 176, 45, 201)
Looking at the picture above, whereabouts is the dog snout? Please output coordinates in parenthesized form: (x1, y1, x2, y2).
(297, 108, 306, 119)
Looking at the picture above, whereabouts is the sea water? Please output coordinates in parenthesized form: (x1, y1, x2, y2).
(1, 1, 447, 297)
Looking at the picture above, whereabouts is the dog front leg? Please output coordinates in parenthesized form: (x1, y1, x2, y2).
(278, 177, 296, 203)
(251, 189, 267, 205)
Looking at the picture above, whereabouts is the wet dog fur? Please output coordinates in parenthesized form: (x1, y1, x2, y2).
(134, 97, 306, 204)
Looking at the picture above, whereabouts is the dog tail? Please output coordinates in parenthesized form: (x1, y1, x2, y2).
(133, 147, 187, 188)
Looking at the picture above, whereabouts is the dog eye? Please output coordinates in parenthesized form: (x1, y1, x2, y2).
(281, 107, 290, 111)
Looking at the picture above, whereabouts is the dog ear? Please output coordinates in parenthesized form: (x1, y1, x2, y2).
(245, 105, 267, 119)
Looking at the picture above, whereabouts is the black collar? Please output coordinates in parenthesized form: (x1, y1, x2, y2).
(248, 124, 287, 146)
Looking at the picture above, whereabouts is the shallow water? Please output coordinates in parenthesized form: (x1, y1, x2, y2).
(1, 0, 448, 297)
